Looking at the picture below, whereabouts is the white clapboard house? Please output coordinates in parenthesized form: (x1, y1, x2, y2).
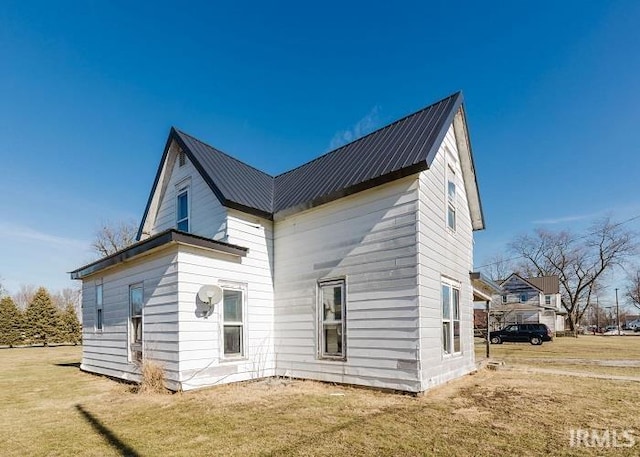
(71, 92, 494, 393)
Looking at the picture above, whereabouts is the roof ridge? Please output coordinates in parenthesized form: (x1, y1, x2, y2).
(274, 91, 461, 180)
(175, 128, 276, 181)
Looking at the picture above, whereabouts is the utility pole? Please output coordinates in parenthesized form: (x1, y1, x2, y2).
(596, 295, 599, 333)
(615, 288, 621, 336)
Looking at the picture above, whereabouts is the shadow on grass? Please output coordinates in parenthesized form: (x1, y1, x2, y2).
(75, 404, 140, 457)
(56, 362, 81, 368)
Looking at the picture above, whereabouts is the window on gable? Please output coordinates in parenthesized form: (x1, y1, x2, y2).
(318, 279, 346, 359)
(545, 295, 551, 305)
(95, 283, 103, 331)
(178, 150, 186, 167)
(442, 282, 461, 355)
(502, 294, 507, 304)
(129, 283, 143, 363)
(223, 289, 244, 357)
(447, 167, 456, 231)
(519, 293, 527, 303)
(176, 188, 189, 232)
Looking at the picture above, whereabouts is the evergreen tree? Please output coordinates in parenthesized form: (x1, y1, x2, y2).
(0, 296, 23, 347)
(60, 303, 82, 345)
(25, 287, 60, 346)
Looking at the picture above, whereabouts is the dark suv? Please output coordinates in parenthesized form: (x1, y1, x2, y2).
(489, 324, 553, 345)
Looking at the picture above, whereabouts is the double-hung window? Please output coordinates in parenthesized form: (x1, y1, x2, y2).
(223, 289, 244, 357)
(545, 295, 551, 305)
(95, 283, 103, 331)
(176, 187, 189, 232)
(129, 283, 143, 362)
(318, 279, 346, 359)
(447, 166, 456, 231)
(442, 281, 461, 355)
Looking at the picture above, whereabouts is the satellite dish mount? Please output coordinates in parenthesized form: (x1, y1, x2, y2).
(197, 284, 223, 317)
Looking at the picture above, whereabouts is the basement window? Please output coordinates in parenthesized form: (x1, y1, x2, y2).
(318, 279, 346, 360)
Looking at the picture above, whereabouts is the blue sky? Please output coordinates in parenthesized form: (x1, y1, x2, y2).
(1, 1, 639, 308)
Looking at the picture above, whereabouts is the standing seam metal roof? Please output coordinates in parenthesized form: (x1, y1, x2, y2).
(139, 91, 466, 231)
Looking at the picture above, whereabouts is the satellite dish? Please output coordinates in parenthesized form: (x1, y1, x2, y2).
(197, 284, 223, 305)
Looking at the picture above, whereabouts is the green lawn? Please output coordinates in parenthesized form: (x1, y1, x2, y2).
(1, 342, 640, 456)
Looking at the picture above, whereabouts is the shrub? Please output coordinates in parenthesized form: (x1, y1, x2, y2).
(138, 358, 167, 394)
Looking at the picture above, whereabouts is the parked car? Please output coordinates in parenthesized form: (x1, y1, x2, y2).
(489, 324, 553, 345)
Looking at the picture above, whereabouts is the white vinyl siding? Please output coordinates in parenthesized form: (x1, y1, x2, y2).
(417, 122, 476, 390)
(79, 248, 180, 389)
(147, 143, 227, 240)
(274, 176, 421, 393)
(176, 210, 275, 391)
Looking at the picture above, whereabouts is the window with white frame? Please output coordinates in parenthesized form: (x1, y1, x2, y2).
(318, 279, 346, 359)
(176, 187, 189, 232)
(95, 283, 103, 331)
(129, 283, 143, 363)
(545, 295, 551, 305)
(501, 294, 507, 304)
(519, 293, 527, 303)
(447, 166, 456, 231)
(442, 281, 461, 355)
(222, 289, 244, 357)
(178, 150, 186, 167)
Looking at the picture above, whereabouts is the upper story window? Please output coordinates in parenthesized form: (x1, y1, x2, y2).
(442, 281, 461, 355)
(545, 295, 551, 305)
(95, 283, 103, 331)
(519, 293, 527, 303)
(501, 294, 507, 304)
(447, 166, 456, 232)
(222, 289, 244, 357)
(177, 188, 189, 232)
(318, 279, 346, 360)
(178, 150, 186, 167)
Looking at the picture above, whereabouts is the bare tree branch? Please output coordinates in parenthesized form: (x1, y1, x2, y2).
(508, 217, 637, 331)
(91, 220, 138, 257)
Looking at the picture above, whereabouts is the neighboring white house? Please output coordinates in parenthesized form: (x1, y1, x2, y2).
(71, 92, 493, 393)
(489, 273, 566, 334)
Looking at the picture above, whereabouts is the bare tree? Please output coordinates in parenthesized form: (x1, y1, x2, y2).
(626, 269, 640, 312)
(509, 217, 637, 331)
(13, 284, 37, 311)
(52, 287, 82, 316)
(480, 253, 514, 282)
(92, 220, 138, 257)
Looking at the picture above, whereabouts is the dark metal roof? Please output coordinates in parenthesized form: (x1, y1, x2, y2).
(70, 230, 248, 280)
(139, 92, 468, 231)
(173, 130, 274, 218)
(498, 274, 560, 295)
(527, 276, 560, 295)
(273, 92, 462, 213)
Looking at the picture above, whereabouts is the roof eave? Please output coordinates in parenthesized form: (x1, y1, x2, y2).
(273, 162, 428, 221)
(70, 229, 248, 280)
(451, 101, 485, 231)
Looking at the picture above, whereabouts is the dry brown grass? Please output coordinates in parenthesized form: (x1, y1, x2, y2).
(1, 342, 640, 456)
(136, 358, 168, 394)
